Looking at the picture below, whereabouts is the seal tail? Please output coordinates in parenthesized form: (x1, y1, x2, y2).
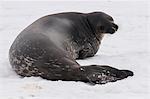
(75, 65, 134, 84)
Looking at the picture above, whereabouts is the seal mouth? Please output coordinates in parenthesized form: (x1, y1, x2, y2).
(109, 27, 117, 34)
(112, 27, 117, 32)
(107, 24, 118, 34)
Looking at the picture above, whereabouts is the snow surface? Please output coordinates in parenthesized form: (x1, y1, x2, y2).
(0, 0, 150, 99)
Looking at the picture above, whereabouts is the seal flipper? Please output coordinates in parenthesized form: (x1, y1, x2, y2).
(77, 65, 133, 84)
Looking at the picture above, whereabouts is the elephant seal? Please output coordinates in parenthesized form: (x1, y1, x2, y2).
(9, 12, 133, 84)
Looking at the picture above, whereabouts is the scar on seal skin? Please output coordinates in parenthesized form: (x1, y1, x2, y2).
(9, 12, 133, 84)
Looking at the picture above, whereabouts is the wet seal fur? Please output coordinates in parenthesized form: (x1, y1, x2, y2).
(9, 12, 133, 84)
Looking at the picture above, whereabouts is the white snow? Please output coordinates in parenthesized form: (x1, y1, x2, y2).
(0, 0, 150, 99)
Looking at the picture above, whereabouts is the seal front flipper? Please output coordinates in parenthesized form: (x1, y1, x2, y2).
(78, 65, 133, 84)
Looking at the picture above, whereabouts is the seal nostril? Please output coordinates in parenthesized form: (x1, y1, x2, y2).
(115, 24, 118, 31)
(114, 24, 118, 31)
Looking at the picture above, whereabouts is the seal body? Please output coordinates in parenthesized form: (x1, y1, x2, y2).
(9, 12, 133, 84)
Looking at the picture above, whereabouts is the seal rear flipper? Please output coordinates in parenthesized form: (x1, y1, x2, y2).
(78, 65, 133, 84)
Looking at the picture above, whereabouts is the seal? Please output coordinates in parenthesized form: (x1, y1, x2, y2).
(9, 12, 133, 84)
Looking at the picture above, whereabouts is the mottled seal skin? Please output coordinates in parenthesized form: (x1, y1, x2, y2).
(9, 12, 133, 84)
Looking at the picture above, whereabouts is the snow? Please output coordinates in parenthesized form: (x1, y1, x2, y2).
(0, 0, 150, 99)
